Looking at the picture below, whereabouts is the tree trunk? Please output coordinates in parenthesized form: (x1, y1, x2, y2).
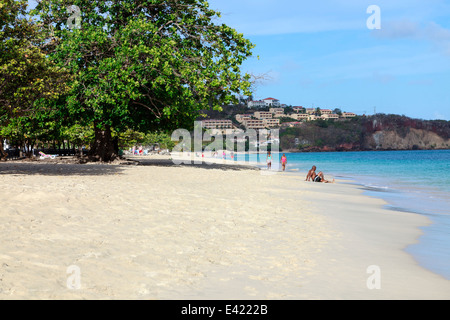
(0, 137, 7, 161)
(89, 123, 117, 162)
(25, 141, 33, 158)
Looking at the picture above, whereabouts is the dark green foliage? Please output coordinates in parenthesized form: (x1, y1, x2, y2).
(3, 0, 255, 161)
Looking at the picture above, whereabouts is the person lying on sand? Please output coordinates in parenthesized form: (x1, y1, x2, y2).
(305, 165, 334, 183)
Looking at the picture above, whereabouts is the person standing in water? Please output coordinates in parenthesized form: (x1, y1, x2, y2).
(281, 154, 287, 171)
(266, 151, 272, 170)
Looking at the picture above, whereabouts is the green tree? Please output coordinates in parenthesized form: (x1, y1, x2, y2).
(117, 129, 145, 150)
(333, 108, 342, 116)
(33, 0, 254, 162)
(0, 0, 70, 160)
(284, 106, 293, 114)
(62, 124, 94, 156)
(142, 131, 175, 151)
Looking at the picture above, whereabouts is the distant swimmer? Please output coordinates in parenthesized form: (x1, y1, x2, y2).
(305, 165, 334, 183)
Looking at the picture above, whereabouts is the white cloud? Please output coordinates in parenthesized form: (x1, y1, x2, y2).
(372, 20, 450, 56)
(372, 20, 420, 39)
(424, 22, 450, 55)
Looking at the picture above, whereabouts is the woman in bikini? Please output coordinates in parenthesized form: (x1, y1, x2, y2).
(281, 154, 287, 171)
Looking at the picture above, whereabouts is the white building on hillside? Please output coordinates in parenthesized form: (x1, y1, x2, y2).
(247, 100, 266, 108)
(263, 97, 281, 107)
(248, 97, 281, 108)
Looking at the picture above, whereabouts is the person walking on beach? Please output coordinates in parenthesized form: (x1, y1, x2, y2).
(266, 151, 272, 170)
(281, 153, 287, 171)
(306, 165, 334, 183)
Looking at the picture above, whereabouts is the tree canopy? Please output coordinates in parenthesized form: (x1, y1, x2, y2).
(28, 0, 255, 161)
(0, 0, 70, 119)
(0, 0, 72, 159)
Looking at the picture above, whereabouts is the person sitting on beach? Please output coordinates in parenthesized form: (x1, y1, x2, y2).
(306, 165, 334, 183)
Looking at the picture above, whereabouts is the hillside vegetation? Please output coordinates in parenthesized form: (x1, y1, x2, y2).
(280, 114, 449, 151)
(201, 106, 450, 151)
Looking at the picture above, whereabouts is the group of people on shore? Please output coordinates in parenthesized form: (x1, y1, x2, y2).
(266, 152, 334, 183)
(266, 151, 287, 171)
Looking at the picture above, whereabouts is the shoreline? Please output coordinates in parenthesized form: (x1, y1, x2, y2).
(322, 173, 450, 281)
(174, 152, 450, 286)
(0, 158, 449, 299)
(280, 148, 450, 153)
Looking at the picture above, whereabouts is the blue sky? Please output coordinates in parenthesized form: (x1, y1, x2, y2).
(209, 0, 450, 120)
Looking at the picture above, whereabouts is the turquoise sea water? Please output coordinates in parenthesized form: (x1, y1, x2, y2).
(232, 150, 450, 280)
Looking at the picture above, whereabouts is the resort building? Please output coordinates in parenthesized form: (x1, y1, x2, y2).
(320, 109, 333, 115)
(305, 108, 316, 114)
(263, 97, 281, 107)
(263, 118, 281, 128)
(274, 112, 288, 118)
(293, 106, 305, 113)
(269, 108, 285, 117)
(235, 114, 252, 123)
(244, 119, 265, 130)
(269, 107, 284, 113)
(289, 113, 309, 121)
(247, 97, 281, 108)
(321, 113, 339, 120)
(341, 112, 357, 118)
(201, 119, 233, 130)
(254, 111, 273, 120)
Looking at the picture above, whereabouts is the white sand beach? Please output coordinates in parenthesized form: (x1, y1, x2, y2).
(0, 155, 449, 299)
